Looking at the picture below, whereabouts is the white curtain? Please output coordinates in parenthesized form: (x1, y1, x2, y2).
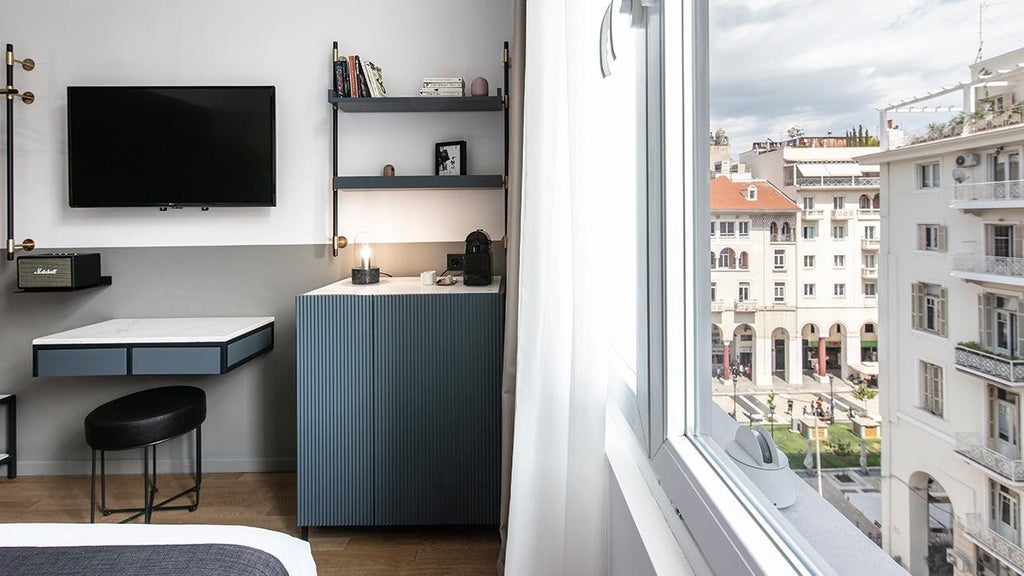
(506, 0, 642, 574)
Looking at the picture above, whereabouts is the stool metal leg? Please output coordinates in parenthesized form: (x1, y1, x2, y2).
(90, 449, 96, 523)
(143, 446, 151, 524)
(100, 451, 108, 515)
(7, 395, 15, 479)
(193, 425, 202, 509)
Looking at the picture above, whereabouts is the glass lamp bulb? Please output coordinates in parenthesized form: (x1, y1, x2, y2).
(360, 244, 372, 269)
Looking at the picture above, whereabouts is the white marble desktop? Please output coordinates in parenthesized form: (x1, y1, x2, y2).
(33, 317, 275, 345)
(305, 276, 502, 296)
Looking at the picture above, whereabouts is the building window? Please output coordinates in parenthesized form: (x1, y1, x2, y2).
(803, 197, 814, 210)
(710, 221, 716, 237)
(917, 224, 946, 252)
(859, 195, 872, 209)
(718, 221, 736, 237)
(912, 282, 947, 336)
(864, 282, 877, 296)
(834, 283, 846, 297)
(803, 255, 815, 268)
(832, 224, 846, 239)
(920, 360, 943, 416)
(717, 248, 735, 269)
(737, 282, 750, 302)
(774, 282, 786, 303)
(773, 249, 786, 270)
(803, 283, 816, 297)
(710, 251, 716, 269)
(864, 225, 877, 240)
(863, 254, 877, 269)
(917, 161, 941, 189)
(865, 323, 875, 333)
(802, 225, 817, 240)
(710, 282, 717, 302)
(737, 220, 750, 237)
(990, 480, 1020, 543)
(834, 255, 845, 268)
(832, 196, 845, 209)
(746, 185, 757, 200)
(989, 386, 1019, 455)
(738, 251, 749, 270)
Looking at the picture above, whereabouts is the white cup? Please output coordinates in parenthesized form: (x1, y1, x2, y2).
(421, 270, 437, 285)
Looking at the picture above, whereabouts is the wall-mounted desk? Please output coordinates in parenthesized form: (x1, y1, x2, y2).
(32, 317, 274, 377)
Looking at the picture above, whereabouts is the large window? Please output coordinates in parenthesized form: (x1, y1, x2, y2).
(832, 224, 846, 239)
(912, 282, 947, 336)
(991, 480, 1020, 543)
(773, 249, 786, 270)
(920, 360, 944, 416)
(802, 224, 816, 240)
(803, 255, 815, 268)
(719, 221, 736, 237)
(916, 223, 946, 252)
(773, 282, 786, 303)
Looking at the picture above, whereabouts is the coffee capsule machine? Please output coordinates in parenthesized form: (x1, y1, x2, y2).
(463, 229, 492, 286)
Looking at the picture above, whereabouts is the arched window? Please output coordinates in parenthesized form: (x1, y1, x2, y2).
(738, 251, 749, 269)
(781, 222, 791, 238)
(859, 194, 871, 209)
(711, 251, 717, 269)
(872, 194, 880, 209)
(770, 221, 778, 236)
(718, 248, 735, 269)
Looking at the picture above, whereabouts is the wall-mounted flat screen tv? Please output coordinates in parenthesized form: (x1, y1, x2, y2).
(67, 86, 276, 207)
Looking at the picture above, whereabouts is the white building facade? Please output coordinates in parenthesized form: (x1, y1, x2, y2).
(864, 47, 1024, 576)
(739, 138, 881, 384)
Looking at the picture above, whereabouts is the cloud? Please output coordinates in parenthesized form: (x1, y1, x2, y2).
(710, 0, 1024, 154)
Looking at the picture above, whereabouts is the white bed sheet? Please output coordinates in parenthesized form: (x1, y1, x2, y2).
(0, 523, 317, 576)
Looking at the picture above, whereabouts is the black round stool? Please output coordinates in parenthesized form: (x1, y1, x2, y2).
(85, 386, 206, 524)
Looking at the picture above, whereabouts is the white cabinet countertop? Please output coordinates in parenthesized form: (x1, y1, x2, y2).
(33, 317, 275, 345)
(305, 276, 502, 296)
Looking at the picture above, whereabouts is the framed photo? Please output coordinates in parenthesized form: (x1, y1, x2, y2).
(435, 140, 467, 176)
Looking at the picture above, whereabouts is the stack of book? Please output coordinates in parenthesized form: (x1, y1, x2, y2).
(334, 53, 386, 98)
(419, 78, 464, 97)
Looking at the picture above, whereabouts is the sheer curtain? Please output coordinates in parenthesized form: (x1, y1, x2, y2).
(506, 0, 641, 573)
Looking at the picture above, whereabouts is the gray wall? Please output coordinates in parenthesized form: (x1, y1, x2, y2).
(0, 242, 504, 475)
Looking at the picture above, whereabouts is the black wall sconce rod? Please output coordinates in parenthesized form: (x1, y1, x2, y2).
(3, 43, 36, 261)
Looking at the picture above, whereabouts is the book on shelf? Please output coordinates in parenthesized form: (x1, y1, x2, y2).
(361, 60, 387, 98)
(423, 77, 464, 84)
(354, 55, 371, 98)
(419, 87, 465, 97)
(347, 56, 359, 97)
(333, 57, 350, 97)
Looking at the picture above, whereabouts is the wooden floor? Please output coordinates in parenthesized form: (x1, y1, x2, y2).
(0, 472, 500, 576)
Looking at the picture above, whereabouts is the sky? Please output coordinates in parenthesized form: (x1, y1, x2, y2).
(710, 0, 1024, 155)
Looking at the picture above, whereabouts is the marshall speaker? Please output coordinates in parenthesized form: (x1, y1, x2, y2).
(18, 253, 102, 290)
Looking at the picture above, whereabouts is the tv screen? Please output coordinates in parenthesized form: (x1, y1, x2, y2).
(67, 86, 276, 207)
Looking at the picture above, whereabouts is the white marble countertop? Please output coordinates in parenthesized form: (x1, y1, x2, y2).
(33, 317, 275, 345)
(305, 276, 502, 296)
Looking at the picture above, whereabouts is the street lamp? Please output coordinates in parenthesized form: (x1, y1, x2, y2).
(828, 374, 836, 425)
(731, 371, 739, 420)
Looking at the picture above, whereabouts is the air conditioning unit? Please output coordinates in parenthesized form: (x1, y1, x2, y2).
(956, 153, 979, 167)
(946, 548, 969, 571)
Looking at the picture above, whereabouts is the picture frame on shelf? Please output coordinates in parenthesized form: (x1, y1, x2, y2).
(435, 140, 467, 176)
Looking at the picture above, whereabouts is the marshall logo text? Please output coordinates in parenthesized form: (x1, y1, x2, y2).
(34, 268, 59, 275)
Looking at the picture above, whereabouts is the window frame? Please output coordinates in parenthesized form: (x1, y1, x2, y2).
(916, 160, 942, 190)
(919, 360, 945, 417)
(834, 283, 846, 297)
(801, 224, 816, 240)
(773, 281, 786, 303)
(802, 255, 815, 269)
(773, 249, 786, 271)
(803, 283, 816, 298)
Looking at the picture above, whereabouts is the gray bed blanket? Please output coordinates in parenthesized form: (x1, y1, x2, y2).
(0, 543, 290, 575)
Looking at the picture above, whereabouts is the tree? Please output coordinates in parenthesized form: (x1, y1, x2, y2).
(786, 126, 805, 138)
(851, 383, 878, 414)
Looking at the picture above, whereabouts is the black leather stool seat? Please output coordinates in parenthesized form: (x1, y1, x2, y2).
(85, 386, 206, 451)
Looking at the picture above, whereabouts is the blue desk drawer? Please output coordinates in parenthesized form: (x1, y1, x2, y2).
(35, 348, 128, 377)
(131, 347, 222, 375)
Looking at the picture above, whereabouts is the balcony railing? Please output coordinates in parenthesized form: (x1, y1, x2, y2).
(770, 233, 795, 243)
(953, 179, 1024, 205)
(861, 267, 878, 279)
(954, 432, 1024, 482)
(734, 299, 758, 312)
(832, 208, 858, 220)
(861, 238, 880, 251)
(802, 209, 825, 220)
(968, 103, 1024, 134)
(965, 513, 1024, 575)
(954, 344, 1024, 386)
(858, 208, 880, 220)
(952, 254, 1024, 284)
(795, 176, 880, 188)
(711, 300, 727, 312)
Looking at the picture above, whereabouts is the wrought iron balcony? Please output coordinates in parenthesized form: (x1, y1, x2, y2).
(734, 299, 758, 312)
(951, 254, 1024, 287)
(831, 208, 858, 220)
(858, 208, 880, 220)
(795, 176, 880, 188)
(861, 238, 880, 251)
(802, 209, 826, 221)
(954, 344, 1024, 387)
(964, 513, 1024, 575)
(952, 179, 1024, 209)
(954, 432, 1024, 483)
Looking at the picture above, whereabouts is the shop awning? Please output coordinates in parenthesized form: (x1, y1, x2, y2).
(849, 362, 879, 376)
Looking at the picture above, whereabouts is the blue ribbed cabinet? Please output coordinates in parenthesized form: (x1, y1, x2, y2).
(296, 279, 503, 529)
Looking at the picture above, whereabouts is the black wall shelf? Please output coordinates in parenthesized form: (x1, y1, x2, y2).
(335, 175, 503, 190)
(15, 276, 112, 293)
(329, 93, 503, 113)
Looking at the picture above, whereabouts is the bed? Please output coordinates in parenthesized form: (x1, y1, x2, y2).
(0, 523, 317, 576)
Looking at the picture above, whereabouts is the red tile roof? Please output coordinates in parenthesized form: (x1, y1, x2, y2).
(710, 176, 798, 212)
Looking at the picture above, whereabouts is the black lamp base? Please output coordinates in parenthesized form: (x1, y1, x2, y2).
(352, 267, 380, 285)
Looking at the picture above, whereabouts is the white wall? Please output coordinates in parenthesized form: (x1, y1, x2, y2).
(5, 0, 511, 247)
